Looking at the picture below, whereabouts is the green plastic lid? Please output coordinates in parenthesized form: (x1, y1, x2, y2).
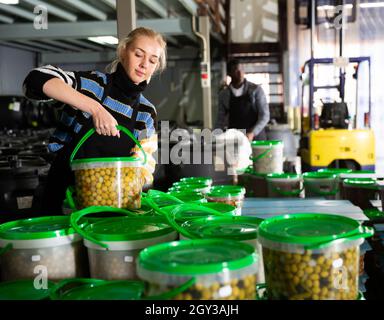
(318, 168, 353, 175)
(179, 177, 212, 186)
(71, 156, 141, 166)
(266, 173, 301, 180)
(144, 194, 182, 208)
(0, 280, 53, 300)
(131, 201, 156, 216)
(251, 140, 283, 147)
(138, 239, 258, 275)
(206, 185, 245, 198)
(168, 184, 209, 193)
(83, 216, 174, 242)
(343, 178, 377, 187)
(167, 191, 206, 203)
(0, 216, 78, 240)
(258, 213, 372, 249)
(162, 202, 236, 223)
(303, 172, 338, 180)
(181, 216, 263, 241)
(51, 279, 144, 300)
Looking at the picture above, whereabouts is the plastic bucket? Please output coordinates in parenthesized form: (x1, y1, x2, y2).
(251, 140, 283, 174)
(178, 215, 266, 283)
(137, 239, 259, 300)
(343, 178, 378, 210)
(258, 213, 374, 300)
(318, 168, 353, 200)
(69, 125, 146, 210)
(303, 172, 339, 199)
(266, 173, 303, 198)
(0, 216, 88, 282)
(70, 207, 178, 280)
(205, 185, 245, 215)
(238, 167, 268, 198)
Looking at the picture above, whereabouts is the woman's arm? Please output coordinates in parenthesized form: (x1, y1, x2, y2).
(43, 78, 119, 137)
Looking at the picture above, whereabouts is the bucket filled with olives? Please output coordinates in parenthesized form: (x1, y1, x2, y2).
(0, 216, 88, 282)
(266, 173, 303, 198)
(70, 125, 146, 210)
(70, 206, 178, 281)
(205, 185, 245, 215)
(257, 213, 374, 300)
(251, 140, 284, 174)
(137, 239, 259, 300)
(177, 216, 265, 283)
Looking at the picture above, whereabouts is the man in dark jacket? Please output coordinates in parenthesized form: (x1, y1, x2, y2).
(215, 59, 270, 141)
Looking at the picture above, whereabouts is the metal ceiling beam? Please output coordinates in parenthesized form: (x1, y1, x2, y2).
(0, 12, 13, 23)
(65, 39, 106, 51)
(140, 0, 168, 17)
(0, 41, 43, 53)
(40, 48, 200, 64)
(178, 0, 198, 15)
(0, 3, 36, 20)
(117, 0, 135, 39)
(40, 39, 83, 51)
(0, 18, 193, 40)
(63, 0, 107, 21)
(15, 40, 63, 52)
(23, 0, 77, 22)
(100, 0, 116, 9)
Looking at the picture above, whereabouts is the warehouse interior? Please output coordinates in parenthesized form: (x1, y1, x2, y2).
(0, 0, 384, 302)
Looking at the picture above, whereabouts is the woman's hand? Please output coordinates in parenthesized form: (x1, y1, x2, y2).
(91, 103, 120, 137)
(42, 78, 120, 137)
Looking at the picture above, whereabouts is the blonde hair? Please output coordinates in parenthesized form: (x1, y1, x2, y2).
(107, 27, 167, 74)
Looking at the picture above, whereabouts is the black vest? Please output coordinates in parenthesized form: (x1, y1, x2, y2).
(228, 85, 258, 133)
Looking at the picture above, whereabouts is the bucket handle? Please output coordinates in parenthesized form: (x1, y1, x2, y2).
(49, 278, 106, 300)
(65, 186, 77, 210)
(143, 277, 196, 300)
(69, 125, 147, 165)
(250, 146, 273, 163)
(145, 190, 185, 205)
(70, 206, 139, 249)
(304, 225, 374, 250)
(144, 191, 227, 239)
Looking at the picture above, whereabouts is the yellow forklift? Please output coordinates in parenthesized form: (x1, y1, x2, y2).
(299, 56, 375, 172)
(299, 1, 375, 172)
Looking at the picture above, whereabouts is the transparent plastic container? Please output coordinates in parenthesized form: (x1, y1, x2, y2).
(178, 216, 266, 283)
(70, 207, 178, 281)
(205, 185, 246, 215)
(258, 213, 374, 300)
(303, 172, 339, 199)
(70, 125, 146, 210)
(317, 168, 353, 200)
(251, 140, 283, 174)
(0, 216, 88, 282)
(339, 170, 375, 199)
(137, 239, 259, 300)
(266, 173, 303, 198)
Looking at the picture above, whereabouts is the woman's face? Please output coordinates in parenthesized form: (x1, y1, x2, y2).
(123, 36, 162, 84)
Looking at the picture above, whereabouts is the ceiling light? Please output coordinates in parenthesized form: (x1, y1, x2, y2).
(360, 2, 384, 8)
(88, 36, 118, 45)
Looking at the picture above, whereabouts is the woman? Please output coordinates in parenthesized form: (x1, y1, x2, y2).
(23, 27, 166, 215)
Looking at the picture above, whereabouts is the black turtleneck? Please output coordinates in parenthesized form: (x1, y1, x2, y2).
(112, 63, 147, 104)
